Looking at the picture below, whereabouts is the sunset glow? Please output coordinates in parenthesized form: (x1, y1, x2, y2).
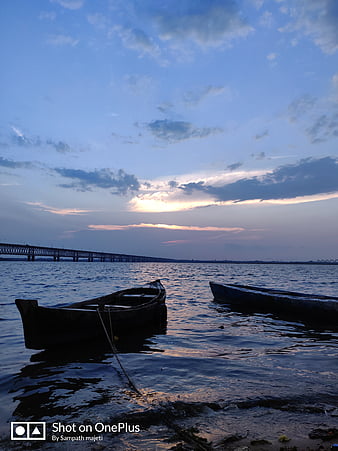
(25, 202, 94, 216)
(2, 0, 338, 260)
(88, 223, 245, 232)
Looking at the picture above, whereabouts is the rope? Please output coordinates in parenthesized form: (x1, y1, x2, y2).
(97, 307, 212, 451)
(96, 308, 142, 395)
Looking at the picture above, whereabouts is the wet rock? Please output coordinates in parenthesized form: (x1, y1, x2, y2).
(309, 427, 338, 440)
(169, 443, 194, 451)
(250, 438, 272, 446)
(217, 433, 246, 446)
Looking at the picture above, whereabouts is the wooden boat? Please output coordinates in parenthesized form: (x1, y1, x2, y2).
(209, 282, 338, 324)
(16, 280, 166, 350)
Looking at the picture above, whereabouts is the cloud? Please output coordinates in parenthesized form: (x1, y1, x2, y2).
(157, 102, 174, 114)
(162, 240, 191, 245)
(88, 1, 252, 63)
(111, 25, 161, 60)
(55, 167, 140, 195)
(251, 151, 267, 160)
(332, 72, 338, 101)
(88, 223, 244, 232)
(254, 130, 269, 140)
(183, 85, 229, 107)
(25, 202, 93, 215)
(0, 157, 33, 169)
(288, 94, 317, 122)
(266, 52, 277, 61)
(129, 168, 266, 212)
(124, 74, 154, 94)
(10, 126, 74, 152)
(50, 0, 84, 10)
(251, 0, 264, 9)
(47, 34, 79, 47)
(11, 126, 40, 146)
(305, 112, 338, 144)
(280, 0, 338, 54)
(260, 11, 274, 28)
(87, 13, 108, 29)
(154, 0, 253, 48)
(46, 139, 73, 153)
(227, 162, 243, 171)
(111, 132, 139, 145)
(146, 119, 223, 143)
(287, 95, 338, 143)
(179, 157, 338, 202)
(333, 73, 338, 89)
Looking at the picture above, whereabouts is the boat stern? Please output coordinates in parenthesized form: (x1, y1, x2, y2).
(15, 299, 41, 349)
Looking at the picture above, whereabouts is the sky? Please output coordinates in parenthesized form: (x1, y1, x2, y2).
(1, 0, 338, 261)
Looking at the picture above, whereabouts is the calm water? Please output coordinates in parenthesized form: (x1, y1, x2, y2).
(1, 262, 338, 450)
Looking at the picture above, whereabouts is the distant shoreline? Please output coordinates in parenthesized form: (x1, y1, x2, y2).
(0, 257, 337, 265)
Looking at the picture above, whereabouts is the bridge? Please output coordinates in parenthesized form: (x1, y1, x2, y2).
(0, 242, 173, 262)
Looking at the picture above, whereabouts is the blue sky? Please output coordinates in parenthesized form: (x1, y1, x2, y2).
(1, 0, 338, 261)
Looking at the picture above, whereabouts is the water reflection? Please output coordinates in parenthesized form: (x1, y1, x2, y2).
(211, 300, 338, 335)
(10, 334, 165, 421)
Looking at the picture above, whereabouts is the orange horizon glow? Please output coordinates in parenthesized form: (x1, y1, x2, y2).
(88, 223, 245, 232)
(25, 202, 94, 216)
(129, 191, 338, 212)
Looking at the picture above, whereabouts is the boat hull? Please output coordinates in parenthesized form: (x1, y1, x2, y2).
(16, 280, 167, 349)
(210, 282, 338, 324)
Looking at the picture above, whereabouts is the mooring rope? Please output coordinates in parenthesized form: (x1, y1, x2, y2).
(96, 307, 212, 451)
(96, 308, 142, 396)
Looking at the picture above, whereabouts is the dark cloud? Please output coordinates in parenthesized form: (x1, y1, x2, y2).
(111, 132, 139, 145)
(0, 157, 33, 169)
(288, 95, 317, 122)
(168, 180, 178, 188)
(157, 102, 174, 114)
(180, 180, 205, 195)
(154, 0, 253, 47)
(254, 130, 269, 140)
(179, 157, 338, 202)
(10, 127, 74, 153)
(227, 162, 242, 171)
(89, 1, 252, 62)
(147, 119, 223, 143)
(251, 151, 266, 160)
(306, 112, 338, 144)
(55, 167, 140, 195)
(46, 139, 72, 153)
(287, 95, 338, 143)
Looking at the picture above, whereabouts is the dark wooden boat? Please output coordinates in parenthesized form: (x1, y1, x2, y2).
(16, 280, 166, 350)
(209, 282, 338, 324)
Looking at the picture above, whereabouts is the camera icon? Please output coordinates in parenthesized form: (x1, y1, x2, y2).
(11, 422, 46, 440)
